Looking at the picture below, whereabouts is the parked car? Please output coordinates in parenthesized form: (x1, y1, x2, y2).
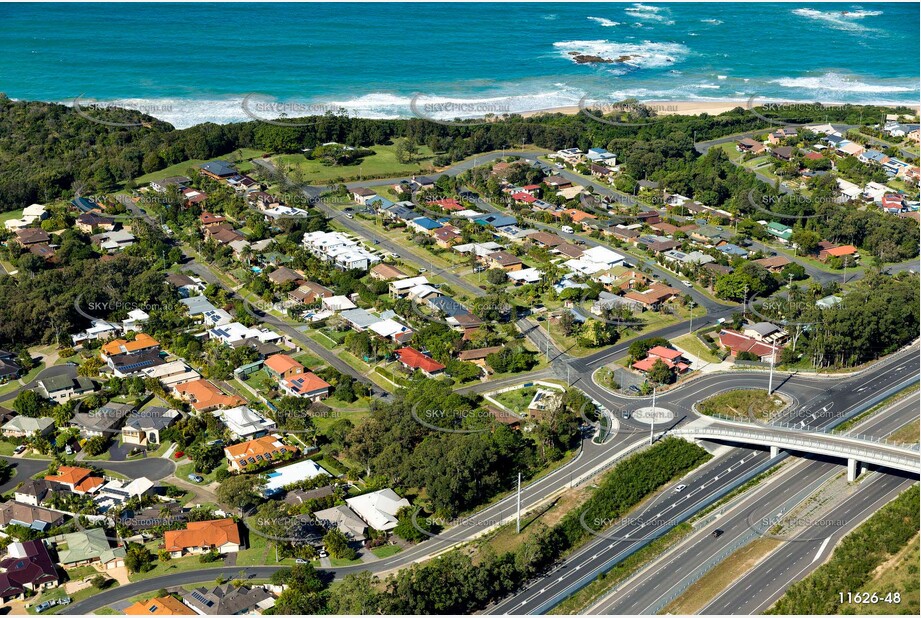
(35, 601, 55, 613)
(561, 225, 574, 234)
(674, 484, 687, 493)
(295, 558, 310, 564)
(188, 473, 204, 483)
(173, 450, 184, 458)
(318, 550, 329, 558)
(57, 598, 72, 606)
(344, 213, 354, 219)
(13, 445, 27, 455)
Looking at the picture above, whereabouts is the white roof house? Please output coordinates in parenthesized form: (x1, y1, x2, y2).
(263, 459, 330, 496)
(581, 246, 626, 267)
(122, 309, 150, 331)
(389, 276, 430, 295)
(4, 204, 47, 231)
(507, 267, 543, 284)
(213, 405, 276, 440)
(71, 319, 120, 344)
(368, 318, 413, 342)
(321, 295, 357, 312)
(345, 488, 411, 531)
(208, 322, 282, 345)
(140, 360, 200, 387)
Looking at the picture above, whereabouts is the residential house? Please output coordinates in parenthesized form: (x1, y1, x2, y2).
(199, 160, 237, 180)
(0, 540, 60, 602)
(742, 322, 788, 345)
(13, 228, 50, 247)
(764, 222, 793, 243)
(150, 176, 191, 193)
(4, 204, 48, 232)
(484, 250, 523, 271)
(718, 329, 783, 363)
(351, 187, 378, 204)
(752, 256, 792, 272)
(313, 504, 368, 540)
(35, 374, 94, 402)
(457, 346, 504, 370)
(94, 478, 156, 512)
(76, 212, 117, 233)
(408, 217, 442, 234)
(263, 354, 304, 381)
(771, 146, 795, 161)
(140, 361, 200, 388)
(0, 502, 66, 533)
(13, 480, 50, 507)
(54, 528, 126, 569)
(101, 334, 160, 360)
(396, 347, 445, 377)
(213, 406, 276, 440)
(370, 263, 407, 281)
(433, 225, 462, 248)
(125, 595, 196, 616)
(288, 282, 333, 305)
(267, 266, 304, 286)
(44, 466, 104, 495)
(121, 407, 180, 447)
(208, 323, 282, 346)
(163, 519, 242, 558)
(345, 488, 411, 532)
(174, 379, 245, 412)
(224, 434, 297, 473)
(280, 372, 331, 401)
(92, 229, 136, 253)
(262, 459, 330, 497)
(586, 147, 616, 163)
(632, 345, 691, 374)
(1, 416, 54, 438)
(180, 585, 274, 615)
(817, 243, 858, 263)
(108, 349, 165, 378)
(623, 283, 681, 311)
(737, 138, 765, 154)
(72, 401, 133, 438)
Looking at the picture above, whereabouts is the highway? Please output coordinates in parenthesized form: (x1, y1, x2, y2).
(587, 393, 920, 615)
(484, 346, 919, 614)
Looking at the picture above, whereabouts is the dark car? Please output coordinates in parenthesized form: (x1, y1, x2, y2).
(711, 529, 724, 538)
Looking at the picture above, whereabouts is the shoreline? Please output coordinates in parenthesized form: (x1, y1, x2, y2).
(520, 99, 920, 119)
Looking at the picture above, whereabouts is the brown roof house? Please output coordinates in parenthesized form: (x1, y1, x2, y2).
(163, 519, 242, 558)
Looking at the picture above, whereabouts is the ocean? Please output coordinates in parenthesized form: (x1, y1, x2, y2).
(1, 2, 918, 128)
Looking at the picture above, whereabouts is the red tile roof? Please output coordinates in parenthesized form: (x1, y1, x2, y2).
(396, 347, 445, 373)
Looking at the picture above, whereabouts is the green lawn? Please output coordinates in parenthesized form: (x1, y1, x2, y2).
(272, 141, 436, 183)
(698, 389, 786, 421)
(673, 333, 722, 364)
(493, 386, 538, 414)
(28, 577, 118, 615)
(370, 544, 402, 559)
(0, 362, 45, 396)
(175, 460, 227, 485)
(131, 148, 264, 186)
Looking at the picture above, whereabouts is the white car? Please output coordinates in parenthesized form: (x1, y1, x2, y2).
(681, 280, 693, 288)
(674, 484, 687, 493)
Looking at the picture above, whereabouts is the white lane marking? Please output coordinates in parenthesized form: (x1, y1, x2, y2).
(813, 538, 831, 562)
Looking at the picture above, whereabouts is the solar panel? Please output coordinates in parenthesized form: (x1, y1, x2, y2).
(190, 591, 213, 607)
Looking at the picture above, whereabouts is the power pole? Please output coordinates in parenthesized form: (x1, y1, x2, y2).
(516, 472, 522, 533)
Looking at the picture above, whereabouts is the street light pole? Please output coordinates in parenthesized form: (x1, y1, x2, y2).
(650, 385, 657, 445)
(516, 472, 522, 533)
(767, 342, 776, 395)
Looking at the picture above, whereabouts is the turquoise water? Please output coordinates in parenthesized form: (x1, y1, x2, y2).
(1, 2, 917, 127)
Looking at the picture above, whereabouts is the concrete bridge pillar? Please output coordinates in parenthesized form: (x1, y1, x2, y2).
(770, 445, 780, 458)
(847, 458, 864, 482)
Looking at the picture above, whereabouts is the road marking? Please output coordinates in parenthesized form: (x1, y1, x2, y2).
(813, 537, 831, 562)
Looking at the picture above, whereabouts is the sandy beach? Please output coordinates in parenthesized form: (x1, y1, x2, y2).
(520, 100, 918, 119)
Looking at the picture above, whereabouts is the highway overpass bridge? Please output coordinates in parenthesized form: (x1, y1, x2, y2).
(675, 420, 920, 481)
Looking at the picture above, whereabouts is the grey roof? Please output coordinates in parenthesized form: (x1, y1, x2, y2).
(182, 585, 273, 615)
(339, 308, 380, 329)
(748, 322, 780, 336)
(180, 295, 218, 316)
(200, 160, 236, 177)
(124, 407, 180, 432)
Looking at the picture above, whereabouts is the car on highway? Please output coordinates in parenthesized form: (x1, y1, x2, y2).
(711, 529, 724, 538)
(345, 213, 354, 219)
(674, 484, 687, 493)
(187, 473, 204, 483)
